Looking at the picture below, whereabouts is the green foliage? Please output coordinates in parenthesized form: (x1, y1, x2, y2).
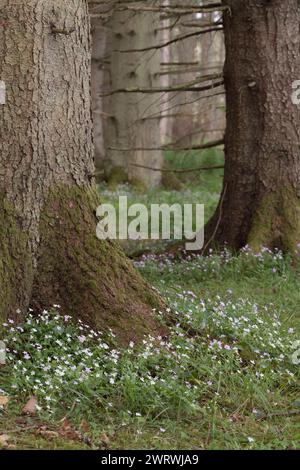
(164, 147, 224, 189)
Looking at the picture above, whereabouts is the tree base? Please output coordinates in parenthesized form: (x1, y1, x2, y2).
(0, 186, 166, 343)
(206, 186, 300, 255)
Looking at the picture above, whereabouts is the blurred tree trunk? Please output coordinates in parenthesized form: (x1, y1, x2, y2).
(91, 17, 108, 174)
(0, 0, 163, 341)
(160, 0, 173, 146)
(206, 0, 300, 253)
(169, 30, 198, 147)
(166, 4, 225, 148)
(196, 15, 225, 144)
(103, 6, 163, 187)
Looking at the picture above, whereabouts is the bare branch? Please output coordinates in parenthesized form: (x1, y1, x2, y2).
(117, 27, 223, 53)
(100, 77, 224, 97)
(108, 138, 224, 152)
(130, 163, 224, 173)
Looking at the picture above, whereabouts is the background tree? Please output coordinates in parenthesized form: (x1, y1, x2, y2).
(195, 11, 225, 144)
(91, 2, 163, 188)
(91, 15, 109, 172)
(0, 0, 163, 341)
(206, 0, 300, 252)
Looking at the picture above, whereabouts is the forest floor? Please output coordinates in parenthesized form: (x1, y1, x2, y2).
(0, 157, 299, 450)
(1, 248, 299, 450)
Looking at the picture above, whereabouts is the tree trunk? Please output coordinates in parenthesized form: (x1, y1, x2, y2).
(160, 0, 173, 146)
(103, 6, 163, 187)
(170, 27, 199, 147)
(206, 0, 300, 252)
(91, 17, 108, 174)
(196, 15, 225, 144)
(0, 0, 164, 342)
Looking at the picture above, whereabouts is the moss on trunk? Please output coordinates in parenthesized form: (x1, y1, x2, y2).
(0, 1, 166, 342)
(247, 187, 300, 253)
(31, 185, 166, 343)
(0, 194, 33, 322)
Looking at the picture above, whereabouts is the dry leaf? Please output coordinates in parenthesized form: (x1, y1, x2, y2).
(0, 396, 9, 407)
(99, 433, 110, 446)
(60, 418, 72, 431)
(80, 419, 90, 434)
(0, 434, 10, 447)
(60, 418, 81, 441)
(22, 396, 38, 415)
(38, 428, 59, 440)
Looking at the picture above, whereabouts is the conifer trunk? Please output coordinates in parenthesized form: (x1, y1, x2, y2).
(0, 0, 164, 342)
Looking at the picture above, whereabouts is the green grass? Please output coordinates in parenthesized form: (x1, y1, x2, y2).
(164, 147, 224, 189)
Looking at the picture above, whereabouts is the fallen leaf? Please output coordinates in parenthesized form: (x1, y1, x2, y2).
(99, 433, 110, 446)
(37, 428, 59, 440)
(60, 418, 81, 441)
(22, 396, 38, 415)
(0, 396, 9, 407)
(0, 434, 10, 447)
(60, 418, 72, 431)
(80, 419, 90, 434)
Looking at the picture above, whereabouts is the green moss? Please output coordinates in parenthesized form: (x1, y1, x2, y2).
(107, 166, 128, 190)
(247, 186, 300, 253)
(247, 192, 277, 251)
(130, 177, 147, 193)
(32, 184, 165, 344)
(280, 187, 300, 252)
(161, 169, 182, 191)
(0, 193, 33, 322)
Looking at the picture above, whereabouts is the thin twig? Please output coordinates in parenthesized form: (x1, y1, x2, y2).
(203, 183, 228, 253)
(130, 163, 224, 173)
(108, 138, 224, 152)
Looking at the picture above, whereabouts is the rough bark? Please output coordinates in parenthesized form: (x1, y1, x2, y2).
(0, 0, 164, 342)
(103, 6, 163, 187)
(206, 0, 300, 253)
